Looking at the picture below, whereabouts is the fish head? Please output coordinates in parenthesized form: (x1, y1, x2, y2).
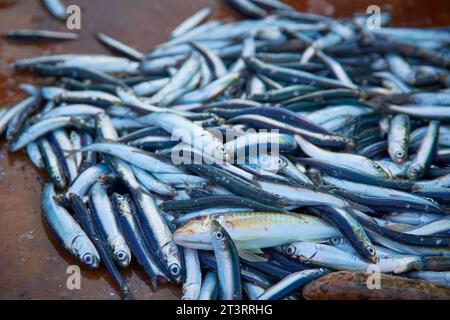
(113, 244, 131, 268)
(259, 154, 287, 173)
(392, 149, 407, 164)
(162, 242, 184, 284)
(173, 215, 215, 249)
(407, 163, 423, 180)
(371, 160, 392, 179)
(111, 193, 132, 216)
(209, 219, 229, 250)
(73, 235, 100, 269)
(282, 242, 317, 261)
(365, 244, 377, 263)
(50, 171, 66, 188)
(329, 236, 346, 246)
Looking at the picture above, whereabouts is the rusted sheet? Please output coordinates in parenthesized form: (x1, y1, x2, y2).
(302, 271, 450, 300)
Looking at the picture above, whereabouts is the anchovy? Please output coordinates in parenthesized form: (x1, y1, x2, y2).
(41, 183, 99, 268)
(295, 135, 391, 179)
(79, 142, 183, 174)
(130, 188, 184, 284)
(244, 282, 265, 300)
(0, 96, 35, 137)
(199, 251, 272, 289)
(47, 129, 78, 184)
(68, 164, 109, 197)
(283, 242, 443, 274)
(407, 121, 440, 179)
(176, 72, 241, 104)
(149, 54, 201, 104)
(96, 33, 144, 61)
(182, 248, 202, 300)
(112, 193, 166, 286)
(308, 206, 376, 263)
(245, 57, 357, 89)
(198, 271, 219, 300)
(88, 182, 131, 268)
(408, 271, 450, 287)
(170, 7, 212, 39)
(161, 195, 283, 213)
(42, 0, 67, 20)
(210, 220, 242, 300)
(388, 114, 410, 164)
(141, 112, 229, 161)
(228, 114, 352, 148)
(26, 141, 45, 169)
(183, 164, 286, 208)
(322, 176, 444, 214)
(38, 138, 67, 189)
(6, 29, 78, 41)
(41, 104, 105, 119)
(225, 132, 298, 158)
(133, 78, 170, 96)
(69, 194, 131, 298)
(10, 116, 91, 152)
(387, 105, 450, 120)
(257, 179, 357, 210)
(256, 268, 329, 300)
(132, 166, 177, 197)
(69, 131, 82, 169)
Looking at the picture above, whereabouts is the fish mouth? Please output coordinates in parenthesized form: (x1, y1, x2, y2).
(173, 236, 211, 248)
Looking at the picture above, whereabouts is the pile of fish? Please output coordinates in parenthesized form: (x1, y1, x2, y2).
(1, 0, 450, 300)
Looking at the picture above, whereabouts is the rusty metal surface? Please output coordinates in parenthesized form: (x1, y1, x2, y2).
(302, 271, 450, 300)
(0, 0, 449, 300)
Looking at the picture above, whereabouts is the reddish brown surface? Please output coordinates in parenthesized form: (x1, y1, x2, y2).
(0, 0, 449, 300)
(302, 272, 450, 300)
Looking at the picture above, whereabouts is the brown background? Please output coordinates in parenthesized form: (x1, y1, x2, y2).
(0, 0, 449, 300)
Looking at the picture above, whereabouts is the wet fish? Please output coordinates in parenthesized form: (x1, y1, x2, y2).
(210, 220, 242, 300)
(174, 212, 340, 250)
(41, 183, 99, 268)
(88, 182, 131, 268)
(5, 29, 78, 41)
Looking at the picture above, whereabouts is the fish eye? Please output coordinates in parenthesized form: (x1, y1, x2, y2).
(215, 231, 224, 240)
(116, 251, 127, 261)
(217, 145, 226, 154)
(83, 253, 93, 265)
(366, 245, 376, 256)
(276, 158, 284, 166)
(284, 245, 295, 256)
(330, 237, 342, 245)
(169, 263, 181, 276)
(395, 151, 405, 158)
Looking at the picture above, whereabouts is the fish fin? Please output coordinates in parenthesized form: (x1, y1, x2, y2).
(238, 249, 268, 263)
